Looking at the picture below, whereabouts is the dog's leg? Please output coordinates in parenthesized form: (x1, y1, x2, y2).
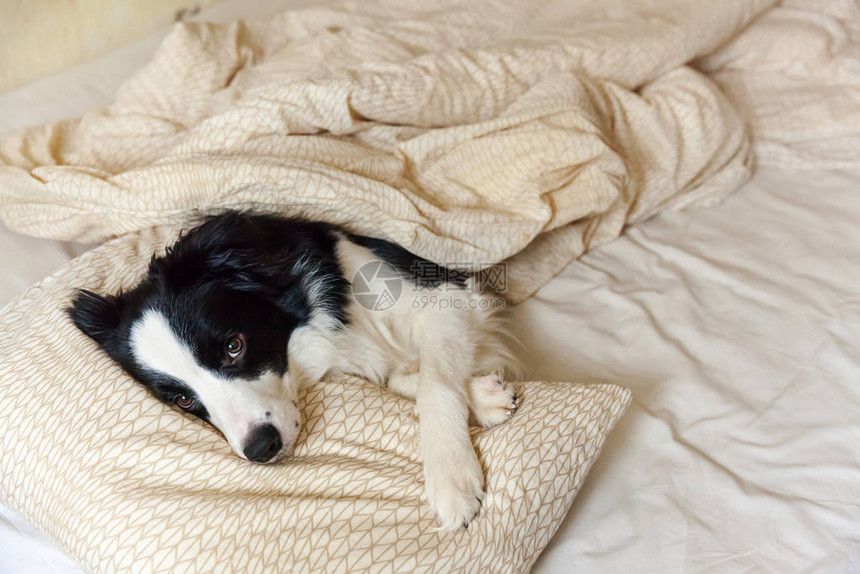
(468, 373, 518, 429)
(387, 372, 519, 428)
(387, 371, 420, 399)
(415, 313, 484, 531)
(394, 371, 518, 429)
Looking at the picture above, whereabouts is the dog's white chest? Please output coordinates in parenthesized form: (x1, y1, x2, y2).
(333, 307, 421, 385)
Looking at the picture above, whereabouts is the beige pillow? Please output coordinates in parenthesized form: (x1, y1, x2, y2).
(0, 226, 631, 573)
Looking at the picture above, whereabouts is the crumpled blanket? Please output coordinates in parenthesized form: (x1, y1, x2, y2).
(0, 0, 853, 302)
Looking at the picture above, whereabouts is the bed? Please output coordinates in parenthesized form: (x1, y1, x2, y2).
(1, 0, 858, 572)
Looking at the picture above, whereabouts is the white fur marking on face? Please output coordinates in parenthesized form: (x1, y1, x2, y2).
(131, 312, 218, 395)
(129, 310, 299, 460)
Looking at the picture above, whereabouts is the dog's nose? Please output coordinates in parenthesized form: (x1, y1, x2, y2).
(242, 423, 283, 463)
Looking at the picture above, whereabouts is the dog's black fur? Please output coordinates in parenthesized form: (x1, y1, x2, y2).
(68, 211, 464, 424)
(67, 213, 354, 420)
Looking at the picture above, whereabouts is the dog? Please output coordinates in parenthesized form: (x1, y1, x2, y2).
(68, 211, 518, 530)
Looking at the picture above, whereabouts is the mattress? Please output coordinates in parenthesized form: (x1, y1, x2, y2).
(1, 3, 858, 574)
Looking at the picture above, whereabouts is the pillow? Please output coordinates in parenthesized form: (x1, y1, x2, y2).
(0, 225, 631, 573)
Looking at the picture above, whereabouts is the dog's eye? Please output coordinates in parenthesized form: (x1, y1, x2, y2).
(175, 395, 195, 410)
(224, 334, 245, 362)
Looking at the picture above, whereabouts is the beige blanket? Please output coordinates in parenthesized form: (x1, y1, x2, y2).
(3, 0, 856, 301)
(0, 0, 785, 302)
(5, 0, 855, 305)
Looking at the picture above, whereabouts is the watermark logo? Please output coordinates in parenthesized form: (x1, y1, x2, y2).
(351, 260, 508, 311)
(352, 261, 403, 311)
(478, 263, 507, 294)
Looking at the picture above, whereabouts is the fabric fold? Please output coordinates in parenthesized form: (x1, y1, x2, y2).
(0, 0, 780, 303)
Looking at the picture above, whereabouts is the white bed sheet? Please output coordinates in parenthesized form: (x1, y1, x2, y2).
(1, 2, 859, 573)
(516, 166, 860, 573)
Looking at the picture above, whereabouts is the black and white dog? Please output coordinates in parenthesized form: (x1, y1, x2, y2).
(69, 212, 517, 530)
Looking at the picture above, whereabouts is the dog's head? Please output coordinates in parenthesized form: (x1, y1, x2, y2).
(68, 213, 344, 463)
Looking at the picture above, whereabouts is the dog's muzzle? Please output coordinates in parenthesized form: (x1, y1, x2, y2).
(242, 423, 283, 463)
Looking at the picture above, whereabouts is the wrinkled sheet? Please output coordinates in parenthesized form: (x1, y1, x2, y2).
(0, 0, 777, 303)
(516, 166, 860, 573)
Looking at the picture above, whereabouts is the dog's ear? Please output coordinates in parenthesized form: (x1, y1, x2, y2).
(147, 244, 207, 291)
(67, 289, 129, 350)
(149, 212, 301, 296)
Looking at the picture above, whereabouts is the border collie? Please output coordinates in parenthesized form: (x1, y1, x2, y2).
(68, 212, 517, 530)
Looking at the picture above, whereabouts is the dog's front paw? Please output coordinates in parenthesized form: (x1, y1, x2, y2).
(423, 450, 485, 531)
(470, 373, 518, 428)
